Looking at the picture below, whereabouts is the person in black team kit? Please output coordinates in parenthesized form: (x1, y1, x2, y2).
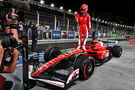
(31, 21, 38, 53)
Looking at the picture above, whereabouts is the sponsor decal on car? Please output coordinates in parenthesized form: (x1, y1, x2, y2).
(66, 69, 79, 84)
(29, 66, 65, 88)
(40, 79, 65, 88)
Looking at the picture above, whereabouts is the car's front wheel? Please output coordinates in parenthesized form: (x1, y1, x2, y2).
(74, 55, 95, 80)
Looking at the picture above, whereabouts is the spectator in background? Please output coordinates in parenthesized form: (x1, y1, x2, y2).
(71, 26, 75, 31)
(18, 21, 24, 39)
(37, 24, 44, 40)
(37, 24, 41, 30)
(23, 21, 30, 36)
(42, 24, 47, 39)
(40, 24, 44, 31)
(31, 21, 38, 53)
(56, 26, 61, 31)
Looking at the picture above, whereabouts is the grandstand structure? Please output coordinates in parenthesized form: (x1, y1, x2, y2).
(24, 0, 134, 39)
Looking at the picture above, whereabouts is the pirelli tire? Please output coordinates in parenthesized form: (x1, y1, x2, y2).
(74, 55, 95, 80)
(44, 47, 62, 62)
(112, 45, 122, 58)
(28, 80, 37, 89)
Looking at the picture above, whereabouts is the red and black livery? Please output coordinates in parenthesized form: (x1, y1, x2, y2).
(28, 39, 122, 89)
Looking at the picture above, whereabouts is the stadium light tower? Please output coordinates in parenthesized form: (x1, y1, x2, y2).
(40, 0, 44, 4)
(51, 3, 55, 8)
(60, 6, 63, 10)
(68, 9, 72, 13)
(105, 21, 107, 24)
(95, 18, 97, 21)
(91, 17, 94, 21)
(74, 11, 77, 15)
(75, 11, 77, 14)
(102, 20, 104, 23)
(98, 19, 101, 22)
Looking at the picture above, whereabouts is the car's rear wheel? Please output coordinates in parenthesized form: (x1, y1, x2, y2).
(44, 47, 62, 62)
(74, 55, 95, 80)
(112, 45, 122, 57)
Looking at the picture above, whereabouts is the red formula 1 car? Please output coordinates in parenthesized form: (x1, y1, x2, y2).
(28, 39, 122, 89)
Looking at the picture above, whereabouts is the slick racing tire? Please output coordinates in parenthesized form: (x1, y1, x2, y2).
(29, 53, 39, 65)
(44, 47, 62, 62)
(112, 45, 122, 57)
(74, 55, 95, 80)
(29, 80, 37, 89)
(13, 80, 36, 90)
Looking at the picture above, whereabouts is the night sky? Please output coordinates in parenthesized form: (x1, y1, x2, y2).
(36, 0, 135, 25)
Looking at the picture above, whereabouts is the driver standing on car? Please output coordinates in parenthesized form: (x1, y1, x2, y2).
(75, 4, 92, 50)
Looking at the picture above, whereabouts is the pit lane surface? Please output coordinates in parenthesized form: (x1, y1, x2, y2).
(2, 43, 135, 90)
(32, 43, 135, 90)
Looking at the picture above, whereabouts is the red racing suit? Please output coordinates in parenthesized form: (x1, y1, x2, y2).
(75, 12, 92, 48)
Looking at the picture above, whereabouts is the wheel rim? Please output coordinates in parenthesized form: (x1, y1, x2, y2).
(83, 61, 93, 79)
(88, 64, 93, 72)
(119, 48, 122, 56)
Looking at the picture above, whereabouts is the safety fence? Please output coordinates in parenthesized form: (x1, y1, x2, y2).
(24, 9, 135, 40)
(27, 29, 135, 40)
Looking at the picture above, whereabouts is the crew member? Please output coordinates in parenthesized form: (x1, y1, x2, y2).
(75, 4, 92, 50)
(31, 21, 38, 53)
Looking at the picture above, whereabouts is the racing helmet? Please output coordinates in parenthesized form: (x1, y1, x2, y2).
(80, 4, 88, 13)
